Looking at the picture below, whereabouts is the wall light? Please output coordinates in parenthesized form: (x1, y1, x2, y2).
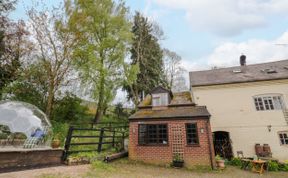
(200, 128, 205, 133)
(267, 125, 272, 132)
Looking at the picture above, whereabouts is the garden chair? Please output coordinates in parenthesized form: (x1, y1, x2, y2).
(23, 126, 50, 149)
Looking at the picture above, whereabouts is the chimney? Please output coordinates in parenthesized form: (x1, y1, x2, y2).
(240, 54, 246, 66)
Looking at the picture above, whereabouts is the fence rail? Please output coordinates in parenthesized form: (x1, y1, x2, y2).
(62, 122, 128, 161)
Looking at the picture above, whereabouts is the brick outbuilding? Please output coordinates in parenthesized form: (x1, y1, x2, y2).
(129, 86, 216, 169)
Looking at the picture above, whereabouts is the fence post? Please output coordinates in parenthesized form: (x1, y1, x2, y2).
(62, 126, 74, 161)
(112, 129, 116, 147)
(97, 128, 105, 152)
(122, 132, 125, 150)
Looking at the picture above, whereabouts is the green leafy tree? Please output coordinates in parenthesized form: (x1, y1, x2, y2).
(66, 0, 133, 123)
(114, 102, 128, 120)
(2, 61, 50, 111)
(52, 93, 90, 123)
(0, 0, 30, 99)
(27, 6, 76, 119)
(123, 12, 167, 106)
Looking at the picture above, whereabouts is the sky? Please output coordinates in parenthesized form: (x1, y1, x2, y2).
(10, 0, 288, 104)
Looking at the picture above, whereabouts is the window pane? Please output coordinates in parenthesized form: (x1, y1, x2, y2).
(138, 125, 147, 145)
(279, 133, 288, 145)
(139, 124, 168, 145)
(186, 123, 199, 145)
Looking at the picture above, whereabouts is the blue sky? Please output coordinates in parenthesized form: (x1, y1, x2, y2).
(11, 0, 288, 71)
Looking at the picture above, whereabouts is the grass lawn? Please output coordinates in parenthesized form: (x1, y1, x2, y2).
(1, 159, 287, 178)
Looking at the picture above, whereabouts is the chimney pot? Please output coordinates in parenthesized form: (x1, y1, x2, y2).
(240, 54, 246, 66)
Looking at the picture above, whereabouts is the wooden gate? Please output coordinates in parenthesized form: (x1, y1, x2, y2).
(62, 123, 128, 161)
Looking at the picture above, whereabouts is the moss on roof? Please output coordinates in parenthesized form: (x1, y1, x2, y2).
(138, 91, 193, 106)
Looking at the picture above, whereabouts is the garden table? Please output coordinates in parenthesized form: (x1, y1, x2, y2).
(251, 160, 267, 174)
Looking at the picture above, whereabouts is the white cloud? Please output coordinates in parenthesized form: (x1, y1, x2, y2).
(186, 31, 288, 71)
(152, 0, 288, 36)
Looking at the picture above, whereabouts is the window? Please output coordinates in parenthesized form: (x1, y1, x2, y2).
(186, 123, 199, 145)
(254, 95, 285, 111)
(138, 124, 168, 145)
(152, 93, 168, 106)
(279, 132, 288, 145)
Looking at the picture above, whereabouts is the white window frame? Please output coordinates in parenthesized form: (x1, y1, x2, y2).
(253, 94, 285, 111)
(278, 131, 288, 145)
(152, 93, 168, 106)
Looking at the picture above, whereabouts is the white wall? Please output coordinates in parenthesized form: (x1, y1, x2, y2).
(192, 79, 288, 161)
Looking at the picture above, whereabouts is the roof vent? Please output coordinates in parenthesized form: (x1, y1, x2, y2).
(240, 54, 246, 66)
(232, 69, 242, 73)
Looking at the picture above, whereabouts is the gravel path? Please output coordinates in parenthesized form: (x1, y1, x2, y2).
(0, 165, 90, 178)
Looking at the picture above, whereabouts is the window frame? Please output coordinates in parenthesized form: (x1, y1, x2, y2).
(186, 123, 200, 146)
(152, 93, 168, 107)
(138, 124, 169, 146)
(253, 94, 285, 111)
(279, 132, 288, 146)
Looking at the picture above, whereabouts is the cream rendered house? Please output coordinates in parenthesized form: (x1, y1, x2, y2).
(189, 56, 288, 161)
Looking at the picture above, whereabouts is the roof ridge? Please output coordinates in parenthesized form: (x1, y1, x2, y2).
(189, 59, 288, 73)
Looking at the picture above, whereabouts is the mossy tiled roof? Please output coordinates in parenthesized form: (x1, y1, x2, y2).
(130, 91, 209, 120)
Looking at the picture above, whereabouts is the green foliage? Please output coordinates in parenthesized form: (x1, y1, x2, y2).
(215, 155, 223, 161)
(52, 93, 91, 123)
(113, 102, 129, 120)
(173, 153, 183, 161)
(0, 0, 28, 99)
(123, 11, 167, 105)
(3, 80, 47, 111)
(0, 132, 8, 139)
(268, 161, 279, 171)
(91, 160, 115, 172)
(279, 163, 288, 172)
(51, 121, 69, 146)
(229, 157, 242, 167)
(66, 0, 134, 122)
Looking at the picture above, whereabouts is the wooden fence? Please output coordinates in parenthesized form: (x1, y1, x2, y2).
(62, 123, 129, 161)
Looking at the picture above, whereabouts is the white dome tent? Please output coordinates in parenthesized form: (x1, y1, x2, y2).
(0, 101, 52, 148)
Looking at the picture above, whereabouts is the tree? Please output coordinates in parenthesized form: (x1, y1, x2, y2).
(0, 0, 30, 99)
(163, 48, 187, 91)
(123, 12, 166, 106)
(66, 0, 133, 123)
(27, 7, 76, 119)
(114, 102, 125, 120)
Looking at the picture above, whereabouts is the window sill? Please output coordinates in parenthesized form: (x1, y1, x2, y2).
(137, 144, 169, 147)
(186, 144, 200, 147)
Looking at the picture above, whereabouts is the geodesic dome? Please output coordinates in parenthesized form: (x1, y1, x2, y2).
(0, 101, 51, 138)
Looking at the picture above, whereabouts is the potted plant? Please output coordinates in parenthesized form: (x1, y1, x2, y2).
(215, 155, 225, 169)
(51, 133, 61, 148)
(172, 153, 184, 168)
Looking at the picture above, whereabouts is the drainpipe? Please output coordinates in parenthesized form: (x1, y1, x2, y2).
(206, 119, 215, 170)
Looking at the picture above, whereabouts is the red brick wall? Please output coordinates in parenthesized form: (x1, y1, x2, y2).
(129, 119, 215, 168)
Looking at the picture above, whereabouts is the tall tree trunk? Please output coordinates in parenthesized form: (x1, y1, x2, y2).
(94, 55, 105, 123)
(94, 77, 104, 123)
(46, 79, 55, 119)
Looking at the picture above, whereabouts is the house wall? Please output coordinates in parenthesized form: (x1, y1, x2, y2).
(129, 119, 215, 169)
(191, 79, 288, 161)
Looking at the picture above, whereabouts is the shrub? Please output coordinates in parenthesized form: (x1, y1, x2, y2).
(52, 93, 91, 123)
(279, 163, 288, 172)
(0, 133, 7, 139)
(229, 157, 242, 167)
(215, 155, 223, 161)
(268, 161, 279, 171)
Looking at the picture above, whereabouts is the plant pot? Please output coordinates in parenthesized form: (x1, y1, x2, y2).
(172, 160, 184, 168)
(51, 139, 61, 148)
(216, 160, 225, 169)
